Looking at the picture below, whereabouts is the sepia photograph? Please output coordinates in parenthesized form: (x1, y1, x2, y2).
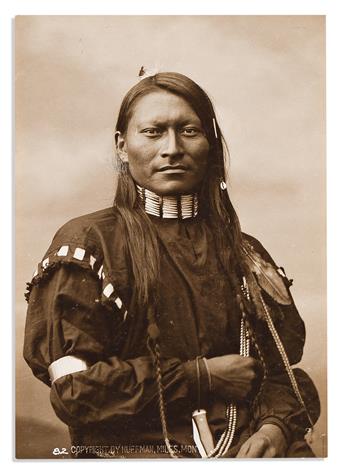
(15, 15, 326, 459)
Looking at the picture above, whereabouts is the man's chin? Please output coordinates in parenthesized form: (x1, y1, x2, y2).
(151, 185, 197, 196)
(144, 179, 201, 196)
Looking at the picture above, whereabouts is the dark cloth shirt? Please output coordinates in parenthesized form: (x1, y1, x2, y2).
(23, 207, 320, 458)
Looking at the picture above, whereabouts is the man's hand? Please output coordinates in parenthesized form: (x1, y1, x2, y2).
(206, 354, 263, 401)
(236, 423, 288, 458)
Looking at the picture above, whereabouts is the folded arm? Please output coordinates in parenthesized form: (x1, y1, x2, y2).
(24, 264, 190, 429)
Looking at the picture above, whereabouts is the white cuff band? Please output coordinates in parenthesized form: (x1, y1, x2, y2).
(48, 355, 88, 383)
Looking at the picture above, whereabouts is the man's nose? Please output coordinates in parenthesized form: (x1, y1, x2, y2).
(160, 129, 183, 159)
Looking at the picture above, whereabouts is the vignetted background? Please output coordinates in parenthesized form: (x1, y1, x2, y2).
(15, 15, 326, 458)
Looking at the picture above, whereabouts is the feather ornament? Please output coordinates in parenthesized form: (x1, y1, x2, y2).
(138, 64, 163, 81)
(242, 244, 292, 306)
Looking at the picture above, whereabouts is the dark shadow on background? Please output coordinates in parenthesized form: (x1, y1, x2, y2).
(16, 416, 70, 459)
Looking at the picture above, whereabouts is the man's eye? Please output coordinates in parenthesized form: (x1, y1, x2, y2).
(181, 128, 200, 137)
(142, 128, 162, 137)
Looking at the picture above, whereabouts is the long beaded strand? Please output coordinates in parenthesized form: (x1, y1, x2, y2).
(258, 293, 314, 428)
(206, 315, 250, 458)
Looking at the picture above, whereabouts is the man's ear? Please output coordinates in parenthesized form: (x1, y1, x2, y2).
(115, 131, 128, 163)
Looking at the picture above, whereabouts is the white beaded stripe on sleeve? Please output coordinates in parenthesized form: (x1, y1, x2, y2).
(73, 247, 86, 261)
(98, 265, 104, 280)
(36, 247, 127, 316)
(32, 269, 38, 278)
(90, 255, 96, 269)
(115, 297, 123, 309)
(57, 245, 69, 257)
(103, 283, 114, 298)
(277, 267, 287, 278)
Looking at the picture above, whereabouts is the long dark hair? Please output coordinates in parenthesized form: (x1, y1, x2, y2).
(114, 73, 271, 453)
(114, 72, 245, 309)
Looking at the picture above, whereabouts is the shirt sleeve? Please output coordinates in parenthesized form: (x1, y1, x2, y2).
(23, 260, 190, 430)
(243, 234, 321, 442)
(253, 369, 321, 443)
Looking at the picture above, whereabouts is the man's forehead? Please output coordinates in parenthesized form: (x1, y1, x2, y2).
(130, 91, 201, 125)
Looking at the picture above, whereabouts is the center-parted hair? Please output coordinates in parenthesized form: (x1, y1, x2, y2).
(114, 72, 245, 309)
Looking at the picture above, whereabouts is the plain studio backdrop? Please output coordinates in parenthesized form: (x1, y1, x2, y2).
(15, 15, 326, 458)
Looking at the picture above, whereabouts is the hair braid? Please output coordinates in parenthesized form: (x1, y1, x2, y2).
(146, 307, 179, 458)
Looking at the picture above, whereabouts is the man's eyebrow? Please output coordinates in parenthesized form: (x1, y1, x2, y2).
(136, 118, 202, 128)
(136, 119, 164, 127)
(176, 120, 205, 131)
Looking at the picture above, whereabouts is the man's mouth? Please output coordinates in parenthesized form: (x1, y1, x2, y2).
(158, 165, 188, 173)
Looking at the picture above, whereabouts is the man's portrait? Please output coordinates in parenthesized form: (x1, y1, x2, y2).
(15, 15, 326, 459)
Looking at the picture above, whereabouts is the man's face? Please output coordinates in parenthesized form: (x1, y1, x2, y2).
(116, 91, 210, 196)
